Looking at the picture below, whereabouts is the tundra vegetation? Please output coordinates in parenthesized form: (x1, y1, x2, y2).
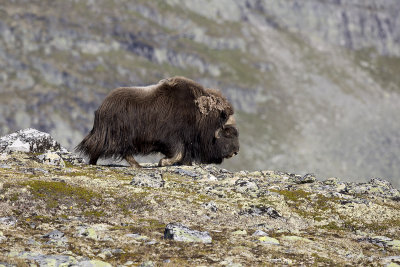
(0, 130, 399, 266)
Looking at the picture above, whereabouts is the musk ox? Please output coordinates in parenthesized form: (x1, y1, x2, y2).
(76, 76, 239, 167)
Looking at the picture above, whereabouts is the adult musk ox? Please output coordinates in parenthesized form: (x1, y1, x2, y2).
(76, 76, 239, 167)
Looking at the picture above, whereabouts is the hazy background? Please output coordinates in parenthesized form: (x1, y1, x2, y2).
(0, 0, 399, 187)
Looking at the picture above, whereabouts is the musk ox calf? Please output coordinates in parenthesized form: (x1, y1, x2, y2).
(76, 76, 239, 168)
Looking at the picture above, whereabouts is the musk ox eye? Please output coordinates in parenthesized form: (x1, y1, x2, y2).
(223, 126, 238, 138)
(221, 111, 228, 120)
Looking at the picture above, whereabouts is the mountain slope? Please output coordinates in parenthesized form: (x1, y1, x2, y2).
(0, 0, 399, 186)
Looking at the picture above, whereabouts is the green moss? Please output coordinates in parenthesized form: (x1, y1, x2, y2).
(83, 210, 105, 218)
(116, 192, 152, 215)
(138, 218, 166, 231)
(270, 189, 312, 202)
(30, 215, 53, 223)
(64, 161, 74, 168)
(311, 253, 336, 265)
(9, 192, 19, 201)
(320, 222, 343, 231)
(23, 180, 102, 209)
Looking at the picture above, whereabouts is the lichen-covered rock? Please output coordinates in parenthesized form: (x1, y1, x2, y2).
(7, 251, 78, 266)
(343, 178, 400, 198)
(164, 223, 212, 243)
(42, 230, 68, 246)
(0, 128, 61, 153)
(0, 128, 85, 166)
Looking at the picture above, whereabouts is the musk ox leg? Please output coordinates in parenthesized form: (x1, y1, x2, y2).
(89, 155, 99, 165)
(158, 144, 184, 167)
(125, 155, 142, 168)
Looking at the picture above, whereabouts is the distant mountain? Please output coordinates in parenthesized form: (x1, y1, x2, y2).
(0, 0, 399, 187)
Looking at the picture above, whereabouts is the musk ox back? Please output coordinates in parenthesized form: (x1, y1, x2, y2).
(76, 76, 239, 167)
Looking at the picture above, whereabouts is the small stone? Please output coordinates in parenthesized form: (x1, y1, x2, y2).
(205, 173, 218, 181)
(164, 223, 212, 243)
(240, 205, 281, 218)
(174, 168, 199, 178)
(0, 231, 6, 243)
(85, 228, 99, 240)
(76, 226, 100, 240)
(232, 230, 247, 235)
(252, 230, 268, 236)
(324, 177, 339, 185)
(258, 236, 280, 245)
(235, 179, 259, 195)
(139, 261, 155, 267)
(37, 151, 65, 168)
(202, 201, 218, 212)
(130, 172, 165, 188)
(125, 233, 149, 241)
(78, 260, 112, 267)
(295, 173, 316, 184)
(43, 230, 64, 239)
(387, 240, 400, 250)
(0, 153, 8, 160)
(282, 235, 312, 243)
(0, 217, 17, 226)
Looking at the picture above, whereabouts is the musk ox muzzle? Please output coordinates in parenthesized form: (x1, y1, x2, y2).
(76, 76, 239, 167)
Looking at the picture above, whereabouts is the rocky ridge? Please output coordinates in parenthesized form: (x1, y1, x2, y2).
(0, 129, 399, 266)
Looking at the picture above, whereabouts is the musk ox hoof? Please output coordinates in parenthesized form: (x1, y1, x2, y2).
(158, 158, 170, 167)
(158, 158, 177, 167)
(125, 155, 142, 168)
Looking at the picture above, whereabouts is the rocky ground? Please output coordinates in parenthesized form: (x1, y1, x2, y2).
(1, 1, 400, 185)
(0, 129, 399, 266)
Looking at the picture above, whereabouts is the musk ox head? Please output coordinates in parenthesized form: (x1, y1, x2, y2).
(195, 92, 239, 164)
(213, 115, 239, 163)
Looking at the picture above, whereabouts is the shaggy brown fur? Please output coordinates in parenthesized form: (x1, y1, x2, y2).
(76, 76, 239, 167)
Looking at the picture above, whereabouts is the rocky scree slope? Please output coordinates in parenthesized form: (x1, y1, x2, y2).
(0, 129, 399, 266)
(0, 1, 400, 187)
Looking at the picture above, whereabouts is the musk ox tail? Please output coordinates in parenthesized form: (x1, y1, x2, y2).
(75, 111, 107, 165)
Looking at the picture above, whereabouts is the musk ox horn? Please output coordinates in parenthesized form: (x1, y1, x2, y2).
(215, 128, 222, 139)
(215, 115, 236, 138)
(225, 115, 236, 126)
